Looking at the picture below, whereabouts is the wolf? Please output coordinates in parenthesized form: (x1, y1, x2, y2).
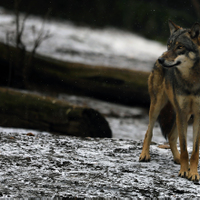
(139, 20, 200, 182)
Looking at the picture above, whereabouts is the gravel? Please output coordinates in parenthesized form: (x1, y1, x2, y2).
(0, 131, 199, 199)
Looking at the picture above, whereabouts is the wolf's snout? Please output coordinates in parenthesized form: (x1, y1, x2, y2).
(158, 57, 165, 64)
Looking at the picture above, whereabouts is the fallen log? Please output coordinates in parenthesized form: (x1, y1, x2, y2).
(0, 87, 112, 138)
(0, 42, 150, 107)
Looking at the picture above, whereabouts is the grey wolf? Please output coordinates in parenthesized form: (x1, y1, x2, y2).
(139, 20, 200, 182)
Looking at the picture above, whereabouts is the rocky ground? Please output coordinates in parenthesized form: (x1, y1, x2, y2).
(0, 131, 200, 199)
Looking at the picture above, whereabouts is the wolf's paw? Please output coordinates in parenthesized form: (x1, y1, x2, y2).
(178, 169, 189, 178)
(188, 172, 200, 182)
(139, 152, 150, 162)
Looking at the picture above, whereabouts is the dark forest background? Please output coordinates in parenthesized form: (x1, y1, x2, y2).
(0, 0, 200, 135)
(1, 0, 200, 42)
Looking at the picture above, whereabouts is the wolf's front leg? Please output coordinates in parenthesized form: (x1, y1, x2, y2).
(176, 112, 189, 178)
(188, 114, 200, 182)
(139, 125, 154, 162)
(139, 99, 165, 162)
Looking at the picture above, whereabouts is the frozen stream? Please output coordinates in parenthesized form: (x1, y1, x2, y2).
(0, 7, 166, 71)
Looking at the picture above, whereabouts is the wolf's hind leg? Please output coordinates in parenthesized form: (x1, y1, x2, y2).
(168, 114, 192, 165)
(176, 112, 189, 179)
(139, 95, 167, 162)
(188, 113, 200, 182)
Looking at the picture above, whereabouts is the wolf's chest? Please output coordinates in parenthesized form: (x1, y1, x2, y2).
(174, 94, 200, 114)
(166, 68, 200, 96)
(174, 79, 200, 96)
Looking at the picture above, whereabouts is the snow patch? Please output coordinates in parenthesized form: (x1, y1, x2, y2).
(0, 7, 166, 71)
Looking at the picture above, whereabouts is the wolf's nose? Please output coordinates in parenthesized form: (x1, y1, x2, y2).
(158, 57, 165, 64)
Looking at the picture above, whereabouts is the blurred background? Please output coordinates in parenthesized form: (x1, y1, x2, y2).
(1, 0, 199, 42)
(0, 0, 198, 141)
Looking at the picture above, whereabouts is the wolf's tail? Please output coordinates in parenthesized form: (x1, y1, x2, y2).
(158, 101, 176, 139)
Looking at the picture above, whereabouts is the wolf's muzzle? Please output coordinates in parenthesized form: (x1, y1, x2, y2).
(158, 57, 181, 68)
(158, 57, 165, 65)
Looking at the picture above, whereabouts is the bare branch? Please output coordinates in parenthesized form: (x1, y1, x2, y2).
(6, 31, 11, 46)
(18, 12, 29, 41)
(6, 0, 52, 87)
(14, 0, 20, 47)
(5, 31, 14, 87)
(14, 0, 27, 50)
(31, 8, 52, 56)
(31, 30, 52, 56)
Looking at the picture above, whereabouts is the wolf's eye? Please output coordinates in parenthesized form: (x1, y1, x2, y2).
(177, 45, 184, 49)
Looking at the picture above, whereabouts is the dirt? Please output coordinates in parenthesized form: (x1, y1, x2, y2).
(0, 131, 200, 199)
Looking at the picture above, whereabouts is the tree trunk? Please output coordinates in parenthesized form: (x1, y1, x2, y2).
(0, 87, 112, 138)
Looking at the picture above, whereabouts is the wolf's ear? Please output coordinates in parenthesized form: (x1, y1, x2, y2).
(168, 20, 180, 35)
(190, 23, 200, 38)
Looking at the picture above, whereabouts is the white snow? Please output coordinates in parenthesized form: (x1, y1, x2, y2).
(0, 6, 166, 71)
(0, 127, 51, 136)
(0, 130, 198, 198)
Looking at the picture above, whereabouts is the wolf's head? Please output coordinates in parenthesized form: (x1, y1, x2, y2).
(158, 20, 200, 71)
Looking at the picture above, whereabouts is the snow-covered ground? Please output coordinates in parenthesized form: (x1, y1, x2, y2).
(0, 131, 199, 198)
